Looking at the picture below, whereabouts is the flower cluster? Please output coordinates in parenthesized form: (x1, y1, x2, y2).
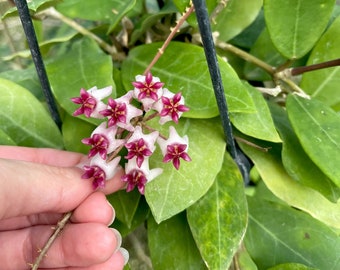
(71, 73, 191, 194)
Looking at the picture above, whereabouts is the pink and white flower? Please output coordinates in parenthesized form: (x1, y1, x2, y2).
(124, 126, 159, 167)
(121, 158, 163, 194)
(100, 91, 143, 131)
(81, 122, 125, 159)
(157, 126, 191, 170)
(132, 73, 164, 111)
(152, 88, 189, 124)
(82, 154, 121, 189)
(71, 86, 112, 118)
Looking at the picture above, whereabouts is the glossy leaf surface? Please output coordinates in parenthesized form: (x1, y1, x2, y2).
(121, 42, 255, 119)
(245, 197, 340, 269)
(0, 129, 16, 146)
(187, 152, 248, 270)
(230, 82, 281, 142)
(211, 0, 263, 41)
(300, 16, 340, 111)
(145, 118, 226, 223)
(269, 103, 340, 202)
(286, 94, 340, 187)
(56, 0, 136, 32)
(0, 78, 63, 148)
(264, 0, 335, 58)
(239, 140, 340, 229)
(148, 212, 206, 270)
(107, 189, 141, 228)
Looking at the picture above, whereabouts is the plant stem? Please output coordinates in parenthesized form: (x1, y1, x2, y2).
(143, 4, 195, 75)
(290, 58, 340, 76)
(41, 7, 118, 56)
(215, 39, 276, 76)
(14, 0, 62, 129)
(31, 211, 72, 270)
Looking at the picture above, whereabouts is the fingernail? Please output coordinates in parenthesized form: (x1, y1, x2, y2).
(111, 228, 122, 252)
(118, 247, 129, 265)
(107, 201, 115, 226)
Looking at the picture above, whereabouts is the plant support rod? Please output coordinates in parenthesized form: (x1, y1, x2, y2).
(192, 0, 251, 182)
(14, 0, 62, 129)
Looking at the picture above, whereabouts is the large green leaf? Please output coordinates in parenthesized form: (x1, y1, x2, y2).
(230, 82, 281, 142)
(0, 67, 43, 100)
(187, 152, 248, 270)
(121, 42, 256, 119)
(107, 189, 141, 228)
(264, 0, 335, 59)
(286, 94, 340, 187)
(244, 28, 286, 81)
(46, 37, 115, 125)
(61, 114, 96, 154)
(2, 0, 61, 18)
(269, 103, 340, 203)
(0, 129, 16, 146)
(148, 212, 206, 270)
(0, 78, 63, 148)
(300, 16, 340, 111)
(56, 0, 136, 33)
(245, 197, 340, 269)
(145, 118, 226, 223)
(239, 140, 340, 229)
(268, 263, 318, 270)
(211, 0, 263, 41)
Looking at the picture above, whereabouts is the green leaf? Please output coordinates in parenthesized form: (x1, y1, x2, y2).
(46, 37, 115, 125)
(245, 197, 340, 269)
(264, 0, 335, 59)
(2, 0, 61, 18)
(148, 212, 206, 270)
(56, 0, 136, 33)
(129, 2, 177, 44)
(269, 103, 340, 203)
(244, 28, 286, 81)
(238, 139, 340, 229)
(0, 67, 43, 100)
(61, 114, 96, 154)
(187, 152, 248, 270)
(211, 0, 263, 42)
(0, 78, 63, 148)
(300, 16, 340, 111)
(145, 118, 226, 223)
(268, 263, 318, 270)
(121, 42, 255, 119)
(112, 196, 149, 237)
(0, 129, 16, 146)
(230, 82, 281, 142)
(286, 94, 340, 187)
(107, 189, 141, 228)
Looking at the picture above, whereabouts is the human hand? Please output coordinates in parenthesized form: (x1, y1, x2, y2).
(0, 146, 128, 270)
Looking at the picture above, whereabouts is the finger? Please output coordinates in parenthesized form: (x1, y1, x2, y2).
(71, 192, 115, 225)
(0, 158, 125, 219)
(0, 223, 122, 270)
(0, 146, 86, 167)
(46, 251, 126, 270)
(0, 192, 115, 230)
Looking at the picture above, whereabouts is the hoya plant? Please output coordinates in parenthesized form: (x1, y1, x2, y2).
(0, 0, 339, 269)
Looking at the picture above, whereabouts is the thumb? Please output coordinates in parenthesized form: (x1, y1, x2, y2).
(0, 157, 124, 220)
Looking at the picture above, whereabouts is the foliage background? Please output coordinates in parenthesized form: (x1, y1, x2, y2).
(0, 0, 339, 269)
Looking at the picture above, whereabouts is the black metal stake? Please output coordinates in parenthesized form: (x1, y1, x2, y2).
(14, 0, 62, 129)
(192, 0, 251, 183)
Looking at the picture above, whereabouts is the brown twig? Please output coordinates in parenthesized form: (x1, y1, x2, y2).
(290, 58, 340, 76)
(31, 211, 73, 270)
(143, 4, 195, 75)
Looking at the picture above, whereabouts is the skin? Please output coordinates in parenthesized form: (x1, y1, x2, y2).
(0, 146, 127, 270)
